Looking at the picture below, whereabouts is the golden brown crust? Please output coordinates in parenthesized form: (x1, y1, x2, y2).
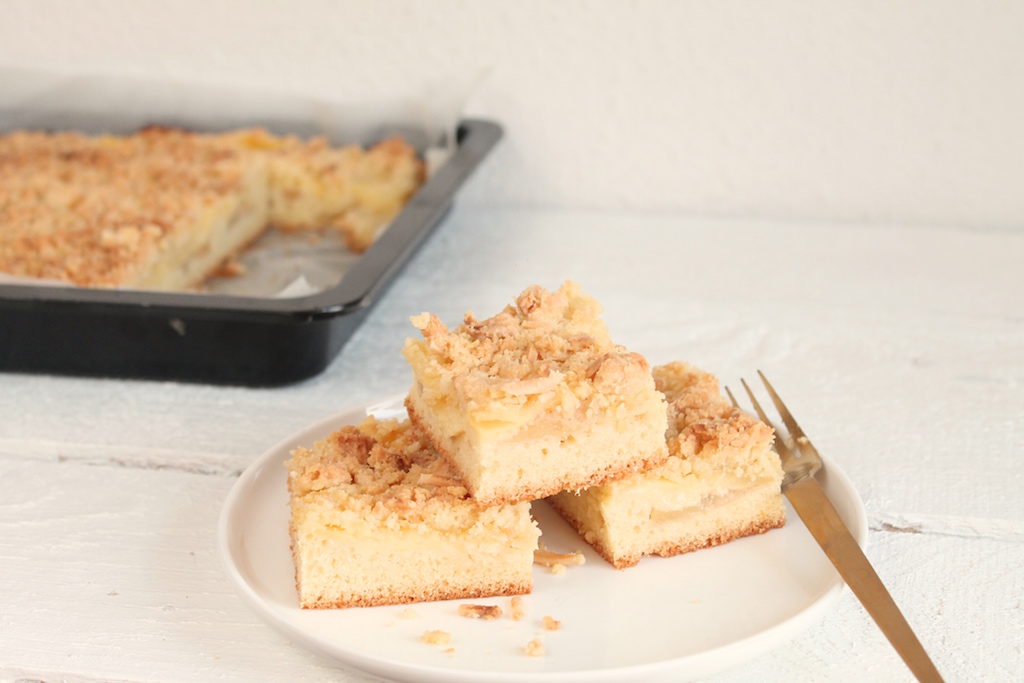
(0, 127, 424, 288)
(548, 494, 785, 569)
(641, 514, 785, 562)
(300, 580, 532, 610)
(289, 516, 301, 604)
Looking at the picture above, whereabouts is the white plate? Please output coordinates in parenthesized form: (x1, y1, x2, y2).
(218, 400, 867, 683)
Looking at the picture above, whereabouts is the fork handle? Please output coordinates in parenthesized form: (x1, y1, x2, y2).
(785, 477, 945, 682)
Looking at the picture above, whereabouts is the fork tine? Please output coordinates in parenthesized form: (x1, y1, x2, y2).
(738, 378, 796, 462)
(757, 370, 821, 460)
(739, 378, 772, 425)
(724, 385, 740, 409)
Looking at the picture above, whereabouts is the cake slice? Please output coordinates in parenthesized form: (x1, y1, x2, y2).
(548, 361, 786, 569)
(285, 415, 540, 608)
(402, 281, 669, 507)
(230, 130, 425, 252)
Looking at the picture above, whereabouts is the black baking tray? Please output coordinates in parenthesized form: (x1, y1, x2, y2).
(0, 118, 501, 386)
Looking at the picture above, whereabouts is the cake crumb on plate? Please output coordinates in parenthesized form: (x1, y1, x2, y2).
(421, 630, 451, 645)
(458, 603, 503, 620)
(509, 596, 526, 621)
(543, 615, 561, 631)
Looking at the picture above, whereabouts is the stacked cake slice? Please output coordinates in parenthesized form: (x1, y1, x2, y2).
(285, 281, 786, 609)
(401, 281, 670, 506)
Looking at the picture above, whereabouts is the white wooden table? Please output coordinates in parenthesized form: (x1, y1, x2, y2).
(1, 205, 1021, 682)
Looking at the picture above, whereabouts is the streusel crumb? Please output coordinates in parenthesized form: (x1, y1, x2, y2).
(421, 630, 451, 645)
(407, 281, 654, 416)
(652, 361, 775, 476)
(534, 548, 585, 568)
(287, 416, 472, 523)
(524, 639, 545, 657)
(542, 615, 561, 631)
(509, 596, 526, 621)
(457, 604, 503, 620)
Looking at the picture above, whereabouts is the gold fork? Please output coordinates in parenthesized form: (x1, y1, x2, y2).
(726, 371, 944, 683)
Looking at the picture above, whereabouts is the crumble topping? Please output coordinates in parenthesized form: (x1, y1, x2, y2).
(404, 281, 656, 423)
(0, 127, 424, 287)
(655, 362, 773, 455)
(0, 128, 250, 286)
(286, 416, 490, 524)
(650, 362, 779, 481)
(524, 639, 545, 656)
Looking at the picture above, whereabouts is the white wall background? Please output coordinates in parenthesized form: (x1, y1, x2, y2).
(1, 0, 1022, 231)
